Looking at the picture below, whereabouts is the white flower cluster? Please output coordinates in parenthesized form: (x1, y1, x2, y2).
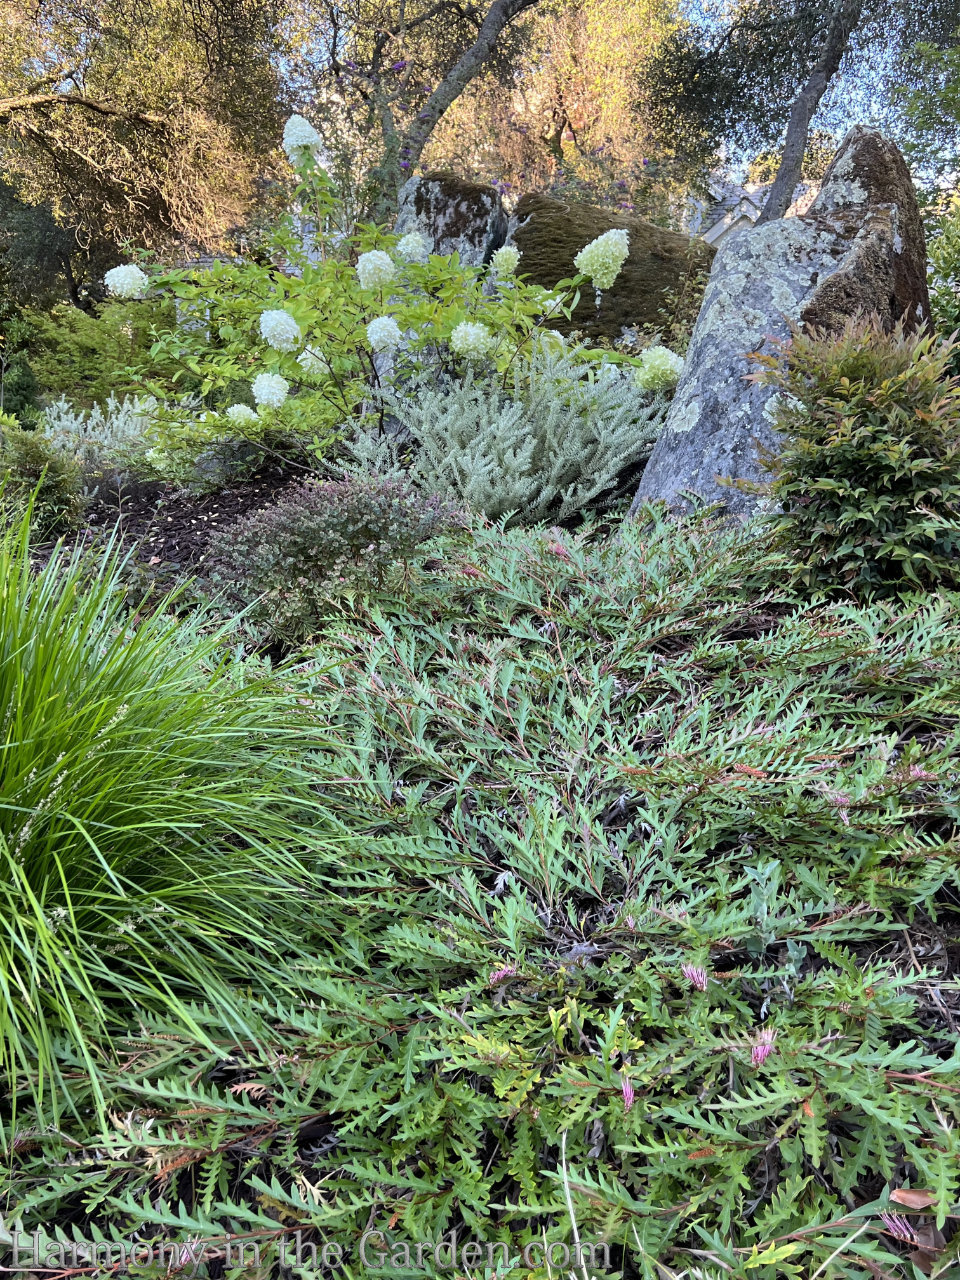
(573, 228, 629, 291)
(251, 372, 289, 409)
(104, 264, 149, 299)
(450, 321, 496, 361)
(283, 115, 322, 165)
(259, 309, 301, 352)
(367, 316, 403, 353)
(225, 403, 259, 425)
(396, 231, 432, 263)
(297, 347, 323, 374)
(490, 245, 521, 276)
(633, 345, 684, 392)
(356, 250, 396, 290)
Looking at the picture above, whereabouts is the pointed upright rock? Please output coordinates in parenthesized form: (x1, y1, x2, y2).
(630, 127, 930, 518)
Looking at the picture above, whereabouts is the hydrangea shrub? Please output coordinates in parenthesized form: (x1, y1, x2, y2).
(109, 117, 654, 482)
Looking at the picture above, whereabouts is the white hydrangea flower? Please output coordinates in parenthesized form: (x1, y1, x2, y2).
(573, 228, 630, 291)
(297, 347, 324, 374)
(259, 309, 301, 353)
(251, 372, 289, 409)
(282, 114, 322, 165)
(450, 321, 496, 361)
(396, 231, 432, 263)
(491, 245, 521, 276)
(356, 250, 396, 290)
(224, 403, 259, 425)
(104, 264, 149, 299)
(366, 316, 403, 353)
(633, 345, 684, 392)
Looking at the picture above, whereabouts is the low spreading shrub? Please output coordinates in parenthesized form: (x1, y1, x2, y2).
(10, 513, 960, 1278)
(757, 318, 960, 596)
(0, 507, 333, 1109)
(0, 423, 85, 535)
(348, 337, 667, 523)
(209, 474, 459, 640)
(23, 296, 183, 407)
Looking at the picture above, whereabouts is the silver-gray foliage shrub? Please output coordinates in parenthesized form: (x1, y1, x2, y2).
(349, 339, 668, 524)
(39, 393, 159, 499)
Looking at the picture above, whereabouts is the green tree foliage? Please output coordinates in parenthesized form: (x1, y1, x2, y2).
(278, 0, 546, 217)
(22, 296, 184, 407)
(745, 127, 838, 185)
(647, 0, 960, 213)
(424, 0, 686, 221)
(898, 39, 960, 197)
(0, 181, 119, 311)
(0, 0, 283, 249)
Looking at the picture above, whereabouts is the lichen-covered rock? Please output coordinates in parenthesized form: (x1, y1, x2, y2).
(630, 126, 929, 519)
(508, 195, 714, 343)
(394, 171, 508, 267)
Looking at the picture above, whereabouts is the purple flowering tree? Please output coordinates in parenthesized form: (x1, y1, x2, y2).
(281, 0, 545, 219)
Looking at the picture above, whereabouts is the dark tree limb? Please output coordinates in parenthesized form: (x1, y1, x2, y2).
(0, 92, 167, 127)
(756, 0, 864, 224)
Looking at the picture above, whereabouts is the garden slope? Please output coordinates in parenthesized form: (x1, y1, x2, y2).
(10, 513, 960, 1279)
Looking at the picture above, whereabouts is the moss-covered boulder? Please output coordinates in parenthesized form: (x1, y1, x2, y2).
(509, 194, 715, 343)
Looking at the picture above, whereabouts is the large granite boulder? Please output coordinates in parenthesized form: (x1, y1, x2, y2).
(508, 194, 715, 343)
(630, 126, 930, 518)
(394, 171, 508, 266)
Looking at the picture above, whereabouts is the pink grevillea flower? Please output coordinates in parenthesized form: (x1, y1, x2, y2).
(825, 790, 851, 825)
(909, 764, 938, 781)
(681, 964, 709, 992)
(879, 1212, 919, 1245)
(488, 964, 517, 987)
(621, 1072, 635, 1113)
(751, 1028, 777, 1068)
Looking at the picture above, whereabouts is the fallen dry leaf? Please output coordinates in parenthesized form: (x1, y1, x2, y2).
(890, 1188, 938, 1210)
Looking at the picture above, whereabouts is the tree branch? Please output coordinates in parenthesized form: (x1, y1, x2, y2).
(757, 0, 864, 224)
(0, 92, 167, 127)
(399, 0, 541, 170)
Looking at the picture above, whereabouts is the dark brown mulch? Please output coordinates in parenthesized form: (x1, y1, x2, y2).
(77, 459, 307, 574)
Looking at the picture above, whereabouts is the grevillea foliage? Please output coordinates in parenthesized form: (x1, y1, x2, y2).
(10, 511, 960, 1279)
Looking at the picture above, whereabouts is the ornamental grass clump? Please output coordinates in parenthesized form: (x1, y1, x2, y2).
(209, 475, 459, 641)
(756, 317, 960, 596)
(0, 505, 331, 1110)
